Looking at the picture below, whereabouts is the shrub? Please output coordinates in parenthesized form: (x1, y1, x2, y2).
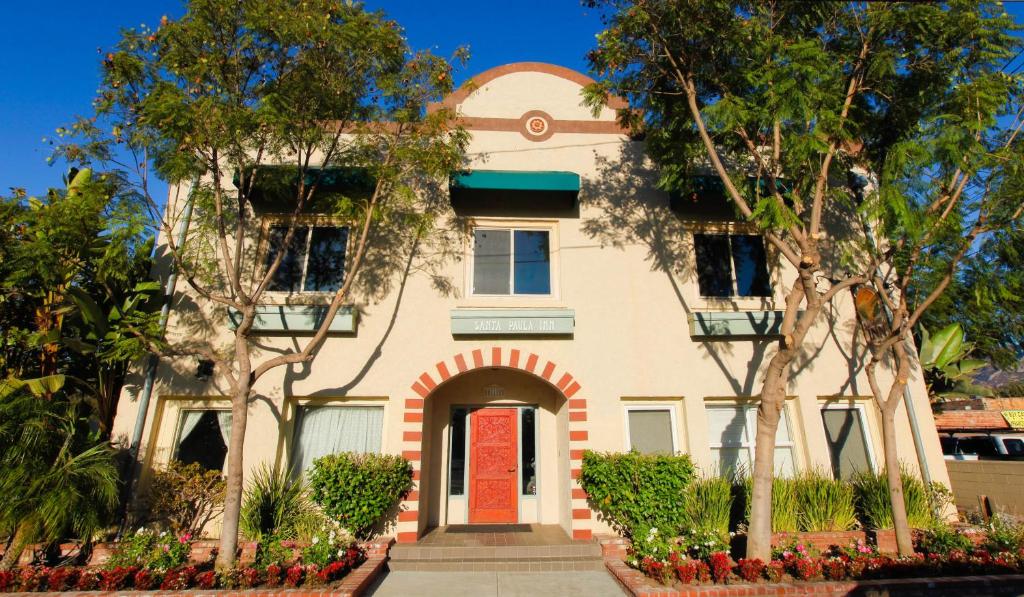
(145, 461, 226, 536)
(98, 566, 136, 591)
(679, 527, 730, 561)
(983, 514, 1024, 553)
(106, 528, 192, 570)
(918, 525, 973, 555)
(75, 570, 99, 591)
(766, 560, 785, 582)
(852, 469, 934, 530)
(682, 474, 733, 543)
(822, 557, 847, 580)
(194, 570, 217, 589)
(673, 558, 698, 584)
(792, 557, 822, 581)
(133, 568, 161, 591)
(160, 566, 197, 591)
(264, 564, 282, 587)
(308, 453, 413, 538)
(284, 564, 305, 587)
(238, 567, 262, 589)
(795, 470, 857, 532)
(301, 520, 357, 567)
(46, 567, 79, 592)
(580, 451, 695, 539)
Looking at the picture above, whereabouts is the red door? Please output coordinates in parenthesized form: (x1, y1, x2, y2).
(468, 408, 519, 523)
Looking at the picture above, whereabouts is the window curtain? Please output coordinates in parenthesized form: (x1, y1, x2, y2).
(217, 411, 233, 446)
(292, 406, 383, 474)
(178, 410, 205, 445)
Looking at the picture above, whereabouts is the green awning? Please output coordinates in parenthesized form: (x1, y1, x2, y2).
(449, 170, 580, 210)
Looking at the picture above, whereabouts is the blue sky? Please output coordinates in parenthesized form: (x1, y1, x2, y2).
(2, 2, 1023, 199)
(0, 1, 603, 198)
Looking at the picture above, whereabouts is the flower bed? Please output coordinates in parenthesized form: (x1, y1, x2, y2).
(0, 544, 367, 593)
(630, 541, 1024, 589)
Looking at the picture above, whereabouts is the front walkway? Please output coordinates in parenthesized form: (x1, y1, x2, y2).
(365, 570, 626, 596)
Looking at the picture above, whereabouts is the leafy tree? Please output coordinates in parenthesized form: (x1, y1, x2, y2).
(585, 0, 1020, 558)
(917, 323, 989, 398)
(920, 227, 1024, 371)
(57, 0, 467, 567)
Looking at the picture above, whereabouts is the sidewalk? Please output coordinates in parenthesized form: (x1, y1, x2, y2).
(366, 569, 626, 596)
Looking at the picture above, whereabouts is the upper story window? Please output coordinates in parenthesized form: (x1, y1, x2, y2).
(264, 224, 349, 293)
(693, 233, 772, 298)
(472, 228, 551, 296)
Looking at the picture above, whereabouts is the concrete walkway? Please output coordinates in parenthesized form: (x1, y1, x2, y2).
(365, 569, 626, 596)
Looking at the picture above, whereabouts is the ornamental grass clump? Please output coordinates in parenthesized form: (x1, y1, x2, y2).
(740, 476, 798, 532)
(795, 470, 857, 532)
(851, 468, 934, 530)
(682, 474, 733, 543)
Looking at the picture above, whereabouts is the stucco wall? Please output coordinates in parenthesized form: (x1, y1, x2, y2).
(946, 460, 1024, 516)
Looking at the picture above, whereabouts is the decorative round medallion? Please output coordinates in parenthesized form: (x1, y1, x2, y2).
(518, 110, 556, 142)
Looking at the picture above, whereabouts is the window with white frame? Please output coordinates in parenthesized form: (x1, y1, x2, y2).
(705, 403, 795, 476)
(820, 406, 874, 480)
(290, 405, 383, 475)
(175, 409, 232, 472)
(693, 233, 772, 298)
(472, 227, 551, 296)
(625, 406, 677, 454)
(264, 224, 349, 293)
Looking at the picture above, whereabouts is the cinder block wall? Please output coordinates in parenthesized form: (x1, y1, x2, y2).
(946, 460, 1024, 516)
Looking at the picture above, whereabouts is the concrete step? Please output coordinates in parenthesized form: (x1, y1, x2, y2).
(388, 543, 604, 572)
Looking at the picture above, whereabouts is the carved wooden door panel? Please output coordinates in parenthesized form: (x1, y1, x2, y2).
(468, 408, 519, 523)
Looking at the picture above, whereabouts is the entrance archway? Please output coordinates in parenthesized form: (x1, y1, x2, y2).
(395, 347, 591, 543)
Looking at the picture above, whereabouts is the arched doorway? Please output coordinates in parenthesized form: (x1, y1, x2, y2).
(395, 347, 591, 542)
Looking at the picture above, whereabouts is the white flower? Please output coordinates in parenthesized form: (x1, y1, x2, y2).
(159, 531, 167, 538)
(312, 536, 320, 545)
(337, 549, 344, 557)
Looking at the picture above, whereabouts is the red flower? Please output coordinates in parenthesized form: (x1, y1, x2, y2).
(195, 570, 217, 589)
(766, 560, 785, 583)
(0, 570, 14, 592)
(160, 566, 197, 590)
(736, 558, 765, 583)
(793, 557, 822, 581)
(694, 560, 711, 583)
(239, 566, 262, 589)
(264, 564, 283, 587)
(46, 567, 80, 592)
(285, 564, 305, 587)
(708, 552, 733, 583)
(99, 566, 137, 591)
(823, 558, 848, 581)
(75, 570, 100, 591)
(674, 560, 698, 584)
(133, 568, 162, 591)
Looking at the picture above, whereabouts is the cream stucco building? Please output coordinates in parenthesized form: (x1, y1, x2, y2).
(111, 62, 950, 543)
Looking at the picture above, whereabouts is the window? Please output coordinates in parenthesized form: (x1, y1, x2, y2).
(706, 404, 795, 476)
(472, 228, 551, 295)
(449, 408, 468, 496)
(265, 224, 348, 293)
(175, 410, 231, 472)
(693, 233, 771, 298)
(521, 408, 537, 495)
(290, 405, 383, 475)
(821, 407, 874, 480)
(626, 407, 677, 454)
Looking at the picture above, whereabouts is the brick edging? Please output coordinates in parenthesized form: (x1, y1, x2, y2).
(605, 559, 1024, 596)
(4, 554, 388, 597)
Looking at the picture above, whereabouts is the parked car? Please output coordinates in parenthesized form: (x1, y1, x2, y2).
(941, 434, 1024, 460)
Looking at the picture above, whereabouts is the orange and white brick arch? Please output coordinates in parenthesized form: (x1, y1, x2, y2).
(395, 346, 592, 543)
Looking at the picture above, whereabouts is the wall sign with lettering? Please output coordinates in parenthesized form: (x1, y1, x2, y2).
(450, 309, 574, 336)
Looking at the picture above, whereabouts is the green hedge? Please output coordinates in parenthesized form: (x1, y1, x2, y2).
(308, 452, 413, 539)
(579, 450, 695, 539)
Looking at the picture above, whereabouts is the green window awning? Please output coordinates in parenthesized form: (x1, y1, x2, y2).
(449, 170, 580, 210)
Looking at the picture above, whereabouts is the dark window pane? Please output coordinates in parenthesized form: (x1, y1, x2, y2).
(513, 230, 551, 295)
(521, 408, 537, 495)
(731, 235, 772, 297)
(304, 227, 348, 292)
(266, 225, 308, 292)
(821, 409, 871, 480)
(694, 234, 733, 297)
(473, 229, 511, 294)
(1005, 439, 1024, 455)
(176, 411, 227, 472)
(449, 408, 467, 496)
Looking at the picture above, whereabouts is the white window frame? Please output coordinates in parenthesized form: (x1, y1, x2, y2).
(705, 402, 796, 474)
(692, 232, 773, 299)
(259, 217, 349, 296)
(623, 405, 679, 454)
(820, 402, 878, 478)
(469, 224, 556, 298)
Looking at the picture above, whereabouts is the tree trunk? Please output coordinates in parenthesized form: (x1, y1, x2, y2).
(215, 384, 249, 569)
(880, 406, 914, 556)
(745, 354, 790, 561)
(0, 523, 29, 570)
